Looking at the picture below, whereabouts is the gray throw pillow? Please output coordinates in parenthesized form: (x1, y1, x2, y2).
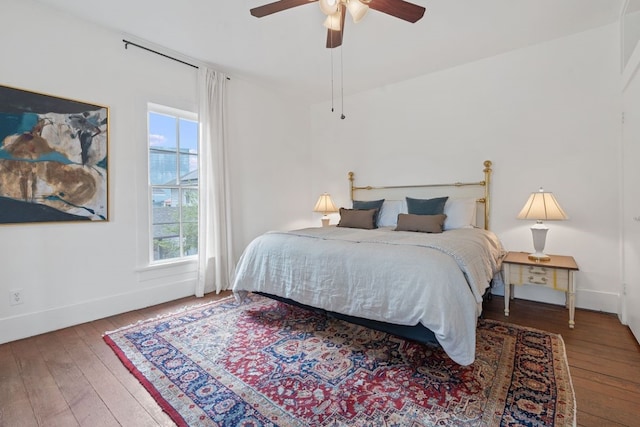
(337, 208, 378, 229)
(395, 213, 446, 233)
(406, 196, 448, 215)
(352, 199, 385, 210)
(352, 199, 384, 226)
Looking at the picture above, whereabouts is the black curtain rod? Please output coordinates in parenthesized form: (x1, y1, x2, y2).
(123, 39, 197, 68)
(122, 39, 230, 80)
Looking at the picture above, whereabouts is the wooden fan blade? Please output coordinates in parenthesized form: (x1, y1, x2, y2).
(326, 5, 346, 48)
(368, 0, 425, 23)
(250, 0, 317, 18)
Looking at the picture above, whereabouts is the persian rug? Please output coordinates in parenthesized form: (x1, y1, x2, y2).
(103, 294, 575, 426)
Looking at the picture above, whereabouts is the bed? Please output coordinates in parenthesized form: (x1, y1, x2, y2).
(232, 161, 505, 365)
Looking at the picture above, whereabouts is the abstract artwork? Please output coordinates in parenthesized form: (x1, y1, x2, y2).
(0, 85, 108, 224)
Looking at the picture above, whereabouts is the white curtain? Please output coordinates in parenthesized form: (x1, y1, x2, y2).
(196, 67, 234, 296)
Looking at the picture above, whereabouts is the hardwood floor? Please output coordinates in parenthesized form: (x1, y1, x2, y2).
(1, 293, 638, 426)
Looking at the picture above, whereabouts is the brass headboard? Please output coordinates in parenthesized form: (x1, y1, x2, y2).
(348, 160, 493, 230)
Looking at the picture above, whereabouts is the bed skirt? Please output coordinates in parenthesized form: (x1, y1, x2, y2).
(255, 292, 439, 346)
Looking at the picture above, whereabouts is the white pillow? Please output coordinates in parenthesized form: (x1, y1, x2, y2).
(443, 198, 477, 230)
(377, 200, 407, 227)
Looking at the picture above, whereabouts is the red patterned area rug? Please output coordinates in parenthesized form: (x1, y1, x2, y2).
(103, 294, 575, 426)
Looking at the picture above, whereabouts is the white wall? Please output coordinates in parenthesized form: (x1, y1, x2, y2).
(310, 24, 623, 314)
(0, 0, 311, 343)
(227, 82, 314, 257)
(0, 0, 625, 345)
(622, 34, 640, 341)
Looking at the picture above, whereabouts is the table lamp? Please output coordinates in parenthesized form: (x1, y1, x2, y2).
(517, 187, 568, 261)
(313, 193, 338, 227)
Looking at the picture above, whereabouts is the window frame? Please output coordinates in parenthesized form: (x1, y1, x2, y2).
(147, 103, 199, 264)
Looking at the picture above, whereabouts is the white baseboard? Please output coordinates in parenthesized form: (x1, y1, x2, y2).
(491, 285, 620, 315)
(575, 289, 621, 315)
(0, 280, 197, 344)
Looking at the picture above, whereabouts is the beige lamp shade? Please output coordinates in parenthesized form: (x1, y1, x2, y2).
(517, 187, 568, 261)
(313, 193, 338, 214)
(517, 188, 568, 221)
(313, 193, 338, 227)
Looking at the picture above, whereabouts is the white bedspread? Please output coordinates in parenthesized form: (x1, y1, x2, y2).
(232, 226, 505, 365)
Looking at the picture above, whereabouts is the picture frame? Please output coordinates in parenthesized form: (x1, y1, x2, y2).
(0, 84, 109, 224)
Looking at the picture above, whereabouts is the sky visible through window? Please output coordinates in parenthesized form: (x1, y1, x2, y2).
(149, 112, 198, 153)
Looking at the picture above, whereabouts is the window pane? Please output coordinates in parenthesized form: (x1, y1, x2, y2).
(154, 236, 180, 260)
(182, 188, 198, 256)
(152, 207, 179, 230)
(179, 152, 198, 186)
(178, 118, 198, 187)
(179, 118, 198, 153)
(150, 150, 177, 185)
(152, 204, 180, 261)
(149, 113, 177, 150)
(151, 188, 171, 207)
(183, 188, 198, 211)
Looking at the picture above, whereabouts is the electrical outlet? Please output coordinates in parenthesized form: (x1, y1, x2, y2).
(10, 289, 23, 306)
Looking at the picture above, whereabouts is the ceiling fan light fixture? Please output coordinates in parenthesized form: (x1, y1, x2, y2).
(346, 0, 368, 23)
(250, 0, 425, 48)
(319, 0, 339, 16)
(323, 12, 342, 31)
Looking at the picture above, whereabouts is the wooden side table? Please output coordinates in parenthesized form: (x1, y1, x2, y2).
(502, 251, 579, 328)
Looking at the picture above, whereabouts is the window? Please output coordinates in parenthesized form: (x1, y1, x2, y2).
(148, 104, 198, 262)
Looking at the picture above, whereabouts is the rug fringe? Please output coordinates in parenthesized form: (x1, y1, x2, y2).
(556, 333, 578, 427)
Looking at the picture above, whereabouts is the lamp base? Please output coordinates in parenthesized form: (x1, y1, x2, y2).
(528, 222, 550, 262)
(321, 217, 330, 227)
(528, 252, 551, 262)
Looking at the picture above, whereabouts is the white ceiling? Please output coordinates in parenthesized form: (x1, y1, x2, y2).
(34, 0, 625, 104)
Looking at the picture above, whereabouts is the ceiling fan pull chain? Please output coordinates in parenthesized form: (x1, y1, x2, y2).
(330, 34, 334, 113)
(340, 44, 345, 120)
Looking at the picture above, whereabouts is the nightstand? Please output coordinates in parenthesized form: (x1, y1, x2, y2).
(502, 251, 579, 328)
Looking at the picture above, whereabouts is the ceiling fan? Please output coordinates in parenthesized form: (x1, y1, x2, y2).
(250, 0, 426, 48)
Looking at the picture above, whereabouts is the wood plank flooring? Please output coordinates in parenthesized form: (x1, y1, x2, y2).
(1, 292, 638, 426)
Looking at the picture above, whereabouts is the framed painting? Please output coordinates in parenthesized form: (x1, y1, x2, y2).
(0, 84, 108, 224)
